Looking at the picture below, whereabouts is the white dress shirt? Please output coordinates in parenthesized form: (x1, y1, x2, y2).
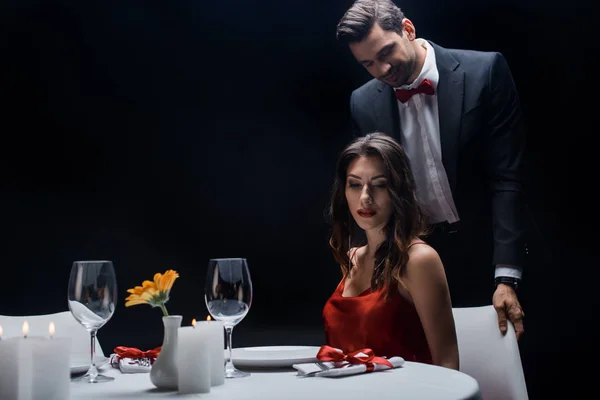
(394, 39, 458, 225)
(395, 39, 521, 280)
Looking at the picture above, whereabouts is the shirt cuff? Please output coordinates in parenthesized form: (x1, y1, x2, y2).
(494, 265, 522, 280)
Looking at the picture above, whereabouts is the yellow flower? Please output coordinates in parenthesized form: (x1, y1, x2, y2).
(154, 270, 178, 293)
(125, 270, 179, 316)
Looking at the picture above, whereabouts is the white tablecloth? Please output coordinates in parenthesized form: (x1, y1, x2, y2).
(71, 362, 482, 400)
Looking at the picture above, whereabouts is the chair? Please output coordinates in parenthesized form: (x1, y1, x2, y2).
(452, 305, 528, 400)
(0, 311, 105, 361)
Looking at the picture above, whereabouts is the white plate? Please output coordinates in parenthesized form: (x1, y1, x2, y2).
(70, 355, 110, 374)
(230, 346, 320, 368)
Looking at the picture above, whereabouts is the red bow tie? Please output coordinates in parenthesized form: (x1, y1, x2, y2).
(394, 79, 435, 103)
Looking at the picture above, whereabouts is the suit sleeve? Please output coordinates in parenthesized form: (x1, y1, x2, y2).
(485, 52, 530, 269)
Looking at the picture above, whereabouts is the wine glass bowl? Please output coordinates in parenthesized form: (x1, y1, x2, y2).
(68, 260, 117, 383)
(205, 258, 252, 378)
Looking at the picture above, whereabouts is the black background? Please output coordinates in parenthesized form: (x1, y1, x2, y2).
(1, 1, 597, 398)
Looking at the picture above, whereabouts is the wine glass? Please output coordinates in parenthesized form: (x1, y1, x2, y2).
(67, 260, 117, 383)
(204, 258, 253, 378)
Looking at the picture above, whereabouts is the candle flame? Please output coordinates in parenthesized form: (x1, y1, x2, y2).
(191, 318, 196, 327)
(206, 315, 212, 321)
(22, 321, 29, 337)
(49, 322, 55, 337)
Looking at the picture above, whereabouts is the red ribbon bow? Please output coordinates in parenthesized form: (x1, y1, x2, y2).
(316, 345, 393, 372)
(394, 78, 435, 103)
(113, 346, 162, 360)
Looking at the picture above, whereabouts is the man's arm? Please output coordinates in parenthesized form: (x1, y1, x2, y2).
(485, 52, 529, 339)
(485, 52, 530, 270)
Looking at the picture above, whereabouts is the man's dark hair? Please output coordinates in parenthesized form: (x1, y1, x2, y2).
(336, 0, 406, 44)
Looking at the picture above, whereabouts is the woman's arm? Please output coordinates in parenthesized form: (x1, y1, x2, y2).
(403, 245, 459, 370)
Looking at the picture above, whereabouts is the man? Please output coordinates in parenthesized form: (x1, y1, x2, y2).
(336, 0, 534, 339)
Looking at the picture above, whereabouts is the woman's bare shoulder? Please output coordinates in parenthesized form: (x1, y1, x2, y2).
(404, 242, 444, 279)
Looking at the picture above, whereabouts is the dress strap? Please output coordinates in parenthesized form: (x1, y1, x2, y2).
(407, 241, 427, 250)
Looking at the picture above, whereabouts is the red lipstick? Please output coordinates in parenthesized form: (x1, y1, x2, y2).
(357, 208, 377, 218)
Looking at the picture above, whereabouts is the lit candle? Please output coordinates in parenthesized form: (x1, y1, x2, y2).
(32, 322, 71, 400)
(49, 322, 55, 338)
(0, 321, 71, 400)
(177, 319, 210, 394)
(203, 315, 225, 386)
(0, 321, 34, 399)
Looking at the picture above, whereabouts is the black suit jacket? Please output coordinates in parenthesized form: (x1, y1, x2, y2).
(349, 41, 533, 270)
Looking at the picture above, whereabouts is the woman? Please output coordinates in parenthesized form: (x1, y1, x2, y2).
(323, 132, 459, 370)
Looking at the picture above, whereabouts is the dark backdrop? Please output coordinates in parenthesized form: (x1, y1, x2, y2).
(1, 0, 597, 398)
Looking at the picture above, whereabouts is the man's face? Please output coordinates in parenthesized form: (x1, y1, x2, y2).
(349, 20, 420, 87)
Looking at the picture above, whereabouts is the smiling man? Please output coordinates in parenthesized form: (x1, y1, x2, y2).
(336, 0, 536, 340)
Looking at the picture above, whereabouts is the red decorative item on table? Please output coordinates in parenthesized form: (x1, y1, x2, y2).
(316, 345, 393, 372)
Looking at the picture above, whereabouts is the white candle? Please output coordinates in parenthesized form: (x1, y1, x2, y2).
(200, 316, 225, 386)
(177, 321, 210, 394)
(32, 323, 71, 400)
(0, 323, 33, 400)
(0, 321, 71, 400)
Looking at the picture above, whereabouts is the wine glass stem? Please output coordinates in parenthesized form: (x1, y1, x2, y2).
(88, 329, 99, 377)
(225, 326, 234, 370)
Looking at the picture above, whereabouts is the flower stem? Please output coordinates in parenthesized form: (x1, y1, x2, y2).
(159, 304, 169, 316)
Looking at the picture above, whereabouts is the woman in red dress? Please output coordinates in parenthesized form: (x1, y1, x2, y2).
(323, 132, 459, 370)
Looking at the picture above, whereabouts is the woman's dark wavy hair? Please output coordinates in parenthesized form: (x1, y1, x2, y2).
(327, 132, 430, 298)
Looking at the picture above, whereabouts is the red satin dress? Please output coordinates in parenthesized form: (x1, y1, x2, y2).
(322, 244, 433, 364)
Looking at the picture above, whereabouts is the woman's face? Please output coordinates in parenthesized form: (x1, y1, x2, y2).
(345, 155, 393, 233)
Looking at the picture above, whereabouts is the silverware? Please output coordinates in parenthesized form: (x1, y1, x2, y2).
(128, 358, 151, 367)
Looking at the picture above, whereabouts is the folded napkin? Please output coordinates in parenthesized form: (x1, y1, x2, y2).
(109, 346, 161, 374)
(293, 345, 404, 378)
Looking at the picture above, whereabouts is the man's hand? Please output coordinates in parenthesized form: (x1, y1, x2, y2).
(492, 283, 524, 340)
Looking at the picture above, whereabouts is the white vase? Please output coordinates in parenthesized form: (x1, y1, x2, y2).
(150, 315, 182, 390)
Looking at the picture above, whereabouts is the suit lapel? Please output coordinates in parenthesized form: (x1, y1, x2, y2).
(374, 80, 402, 141)
(431, 42, 464, 195)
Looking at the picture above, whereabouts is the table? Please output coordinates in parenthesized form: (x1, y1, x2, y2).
(71, 362, 482, 399)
